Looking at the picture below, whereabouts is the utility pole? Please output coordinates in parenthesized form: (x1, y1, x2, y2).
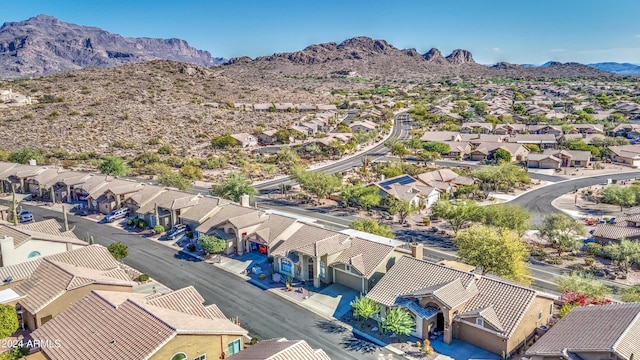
(11, 191, 18, 226)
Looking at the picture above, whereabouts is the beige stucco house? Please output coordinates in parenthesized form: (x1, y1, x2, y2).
(609, 145, 640, 168)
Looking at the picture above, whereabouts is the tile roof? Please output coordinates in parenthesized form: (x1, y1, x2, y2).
(527, 154, 561, 162)
(228, 338, 331, 360)
(416, 169, 460, 183)
(32, 287, 247, 360)
(543, 149, 592, 162)
(16, 219, 78, 239)
(366, 256, 475, 307)
(254, 214, 300, 245)
(526, 303, 640, 358)
(124, 184, 166, 208)
(0, 222, 86, 248)
(196, 204, 264, 234)
(330, 237, 394, 277)
(136, 189, 190, 214)
(592, 224, 640, 241)
(609, 145, 640, 158)
(270, 224, 351, 258)
(420, 131, 460, 142)
(367, 257, 538, 338)
(13, 258, 134, 314)
(508, 134, 558, 143)
(179, 196, 229, 223)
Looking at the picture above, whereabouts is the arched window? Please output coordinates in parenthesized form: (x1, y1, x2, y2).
(170, 353, 187, 360)
(27, 251, 41, 258)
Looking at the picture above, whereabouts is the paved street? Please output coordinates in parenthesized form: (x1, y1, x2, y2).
(22, 204, 398, 360)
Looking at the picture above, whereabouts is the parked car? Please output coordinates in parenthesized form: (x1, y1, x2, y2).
(104, 208, 130, 223)
(608, 217, 616, 224)
(18, 210, 33, 223)
(166, 224, 190, 240)
(581, 238, 596, 251)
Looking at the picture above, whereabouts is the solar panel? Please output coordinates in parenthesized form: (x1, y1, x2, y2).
(379, 175, 416, 190)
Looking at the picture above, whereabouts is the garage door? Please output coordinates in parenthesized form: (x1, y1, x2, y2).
(334, 269, 363, 293)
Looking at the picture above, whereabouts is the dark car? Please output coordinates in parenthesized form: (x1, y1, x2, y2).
(166, 224, 190, 240)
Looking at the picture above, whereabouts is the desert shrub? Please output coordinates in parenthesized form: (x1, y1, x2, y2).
(138, 274, 150, 282)
(585, 243, 603, 256)
(259, 273, 266, 281)
(250, 338, 258, 345)
(558, 302, 578, 318)
(153, 225, 164, 234)
(547, 257, 563, 265)
(584, 257, 595, 266)
(567, 263, 584, 272)
(126, 219, 134, 226)
(137, 219, 147, 229)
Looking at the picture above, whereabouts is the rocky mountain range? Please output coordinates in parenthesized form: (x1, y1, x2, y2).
(588, 62, 640, 75)
(0, 14, 223, 79)
(225, 36, 612, 80)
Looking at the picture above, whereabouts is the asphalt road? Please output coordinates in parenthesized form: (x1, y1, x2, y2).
(255, 111, 412, 191)
(508, 171, 640, 225)
(22, 204, 398, 360)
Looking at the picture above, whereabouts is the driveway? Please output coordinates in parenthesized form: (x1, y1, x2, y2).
(431, 338, 499, 360)
(303, 283, 358, 319)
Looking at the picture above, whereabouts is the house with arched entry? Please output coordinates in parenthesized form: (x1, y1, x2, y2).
(366, 256, 556, 357)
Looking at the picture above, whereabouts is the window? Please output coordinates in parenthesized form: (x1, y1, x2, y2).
(194, 355, 206, 360)
(320, 261, 326, 278)
(228, 339, 241, 355)
(549, 304, 553, 315)
(476, 318, 484, 327)
(27, 251, 41, 258)
(170, 353, 187, 360)
(538, 311, 542, 320)
(345, 265, 351, 272)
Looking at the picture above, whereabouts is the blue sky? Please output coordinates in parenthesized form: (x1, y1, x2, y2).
(3, 0, 640, 65)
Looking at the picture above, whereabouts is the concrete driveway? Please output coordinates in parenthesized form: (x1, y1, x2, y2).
(303, 283, 358, 319)
(218, 252, 266, 274)
(431, 338, 499, 360)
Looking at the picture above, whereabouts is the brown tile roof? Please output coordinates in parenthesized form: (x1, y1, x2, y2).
(330, 237, 394, 277)
(609, 145, 640, 158)
(508, 134, 558, 144)
(366, 256, 475, 307)
(526, 303, 640, 358)
(196, 204, 264, 234)
(420, 131, 460, 142)
(254, 214, 300, 245)
(13, 258, 134, 314)
(543, 149, 592, 162)
(16, 219, 69, 237)
(270, 224, 351, 258)
(179, 196, 229, 223)
(417, 169, 460, 183)
(592, 224, 640, 241)
(124, 184, 166, 208)
(404, 278, 479, 310)
(136, 189, 187, 214)
(229, 338, 331, 360)
(0, 222, 85, 248)
(33, 286, 247, 359)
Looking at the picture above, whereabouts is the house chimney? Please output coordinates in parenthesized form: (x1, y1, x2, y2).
(28, 159, 37, 166)
(410, 243, 423, 259)
(239, 194, 250, 208)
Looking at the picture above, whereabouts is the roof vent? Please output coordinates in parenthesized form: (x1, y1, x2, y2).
(109, 340, 116, 345)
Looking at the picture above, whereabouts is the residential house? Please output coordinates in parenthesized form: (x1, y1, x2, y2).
(0, 219, 86, 267)
(527, 154, 562, 169)
(274, 102, 295, 112)
(526, 303, 640, 360)
(612, 123, 640, 138)
(295, 103, 317, 112)
(493, 124, 527, 135)
(30, 286, 249, 360)
(234, 103, 252, 111)
(592, 214, 640, 244)
(570, 123, 605, 134)
(87, 179, 143, 214)
(441, 141, 472, 159)
(366, 256, 555, 357)
(178, 196, 230, 232)
(196, 204, 266, 255)
(123, 184, 166, 218)
(291, 123, 316, 137)
(527, 125, 563, 137)
(608, 145, 640, 167)
(246, 213, 304, 256)
(374, 174, 441, 208)
(421, 131, 462, 142)
(133, 189, 193, 229)
(559, 132, 606, 145)
(231, 133, 258, 148)
(508, 134, 558, 149)
(416, 169, 475, 194)
(470, 142, 530, 162)
(228, 338, 330, 360)
(317, 104, 337, 112)
(349, 120, 378, 133)
(0, 244, 132, 330)
(253, 103, 272, 112)
(542, 149, 592, 168)
(257, 129, 279, 145)
(460, 122, 493, 134)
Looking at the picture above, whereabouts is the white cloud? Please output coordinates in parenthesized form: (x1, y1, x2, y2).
(492, 47, 501, 52)
(549, 49, 566, 52)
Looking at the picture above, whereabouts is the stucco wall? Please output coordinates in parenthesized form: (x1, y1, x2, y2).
(151, 334, 244, 360)
(507, 296, 554, 354)
(0, 237, 86, 267)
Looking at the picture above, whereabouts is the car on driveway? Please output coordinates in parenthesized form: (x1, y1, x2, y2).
(166, 224, 190, 240)
(18, 210, 34, 223)
(104, 208, 130, 223)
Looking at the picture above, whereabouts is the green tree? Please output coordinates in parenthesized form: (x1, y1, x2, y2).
(198, 235, 227, 254)
(494, 148, 512, 163)
(455, 226, 531, 284)
(390, 142, 409, 159)
(132, 151, 161, 168)
(622, 285, 640, 302)
(389, 200, 420, 224)
(603, 239, 640, 274)
(350, 218, 394, 238)
(340, 183, 381, 210)
(556, 273, 608, 299)
(210, 172, 257, 202)
(159, 171, 193, 191)
(416, 151, 440, 164)
(431, 199, 483, 235)
(471, 163, 530, 191)
(537, 213, 586, 256)
(481, 204, 531, 236)
(422, 141, 450, 155)
(98, 156, 129, 176)
(350, 295, 381, 320)
(107, 241, 128, 261)
(7, 147, 46, 165)
(601, 185, 636, 211)
(180, 164, 204, 180)
(382, 307, 416, 340)
(274, 129, 292, 144)
(274, 147, 302, 168)
(211, 134, 237, 148)
(473, 101, 488, 115)
(291, 168, 342, 202)
(0, 304, 19, 338)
